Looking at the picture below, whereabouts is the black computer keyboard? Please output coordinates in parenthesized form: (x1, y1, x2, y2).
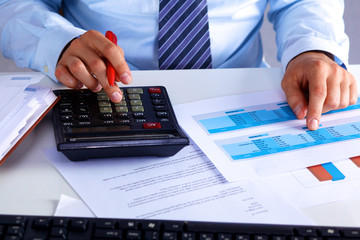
(1, 214, 359, 240)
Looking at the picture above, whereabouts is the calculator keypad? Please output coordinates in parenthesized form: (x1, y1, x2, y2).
(56, 87, 172, 131)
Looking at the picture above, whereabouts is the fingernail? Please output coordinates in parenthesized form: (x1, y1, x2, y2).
(294, 105, 302, 117)
(308, 118, 319, 130)
(94, 83, 102, 92)
(111, 91, 122, 103)
(120, 72, 131, 84)
(76, 82, 83, 89)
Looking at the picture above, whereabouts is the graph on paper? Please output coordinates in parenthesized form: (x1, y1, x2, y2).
(292, 157, 360, 188)
(194, 98, 360, 135)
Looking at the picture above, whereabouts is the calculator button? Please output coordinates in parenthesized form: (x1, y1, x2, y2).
(60, 108, 72, 115)
(128, 94, 141, 100)
(150, 93, 162, 99)
(78, 107, 89, 114)
(131, 106, 144, 112)
(127, 88, 143, 94)
(97, 94, 110, 101)
(115, 106, 129, 113)
(118, 120, 131, 124)
(143, 123, 161, 129)
(98, 101, 111, 107)
(114, 101, 127, 106)
(60, 115, 73, 122)
(100, 107, 113, 113)
(133, 112, 146, 119)
(152, 99, 165, 105)
(117, 113, 130, 119)
(100, 113, 113, 120)
(148, 87, 161, 94)
(130, 100, 142, 106)
(154, 105, 167, 111)
(78, 115, 90, 121)
(77, 101, 87, 107)
(78, 121, 91, 126)
(60, 102, 72, 108)
(156, 112, 169, 118)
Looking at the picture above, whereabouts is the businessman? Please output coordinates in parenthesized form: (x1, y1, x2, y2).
(0, 0, 357, 130)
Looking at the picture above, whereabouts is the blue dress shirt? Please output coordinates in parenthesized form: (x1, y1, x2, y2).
(0, 0, 349, 81)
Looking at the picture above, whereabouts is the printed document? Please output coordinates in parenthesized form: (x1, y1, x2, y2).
(46, 142, 312, 225)
(0, 74, 57, 163)
(174, 89, 360, 181)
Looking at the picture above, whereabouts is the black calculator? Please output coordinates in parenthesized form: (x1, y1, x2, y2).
(52, 86, 189, 161)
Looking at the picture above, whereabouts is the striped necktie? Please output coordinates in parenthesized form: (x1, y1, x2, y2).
(158, 0, 212, 70)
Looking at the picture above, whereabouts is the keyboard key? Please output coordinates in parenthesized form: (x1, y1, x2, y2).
(32, 218, 50, 229)
(320, 228, 339, 237)
(118, 221, 138, 230)
(7, 225, 24, 238)
(343, 228, 360, 237)
(235, 235, 250, 240)
(50, 227, 67, 239)
(96, 220, 116, 229)
(70, 219, 88, 231)
(127, 230, 142, 239)
(163, 231, 177, 240)
(94, 229, 122, 239)
(143, 222, 160, 231)
(199, 233, 214, 240)
(145, 231, 159, 240)
(163, 222, 183, 232)
(218, 233, 232, 240)
(181, 232, 195, 240)
(297, 227, 317, 236)
(53, 218, 68, 228)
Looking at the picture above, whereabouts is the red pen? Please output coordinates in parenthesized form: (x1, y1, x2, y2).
(105, 31, 117, 86)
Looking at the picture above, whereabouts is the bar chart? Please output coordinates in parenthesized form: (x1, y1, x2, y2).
(292, 156, 360, 188)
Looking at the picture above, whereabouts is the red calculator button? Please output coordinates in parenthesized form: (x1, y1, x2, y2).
(148, 87, 162, 94)
(143, 122, 161, 129)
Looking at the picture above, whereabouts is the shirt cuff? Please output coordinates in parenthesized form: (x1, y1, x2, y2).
(32, 26, 86, 82)
(280, 37, 349, 73)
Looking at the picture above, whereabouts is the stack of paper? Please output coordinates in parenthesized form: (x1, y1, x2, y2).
(0, 74, 59, 163)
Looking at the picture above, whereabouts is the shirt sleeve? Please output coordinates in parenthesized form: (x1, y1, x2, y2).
(0, 0, 86, 81)
(267, 0, 349, 72)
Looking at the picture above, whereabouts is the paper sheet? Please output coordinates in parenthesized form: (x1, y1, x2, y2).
(55, 194, 95, 217)
(45, 143, 313, 225)
(174, 89, 360, 181)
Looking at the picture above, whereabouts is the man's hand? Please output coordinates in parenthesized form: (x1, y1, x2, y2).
(282, 51, 357, 130)
(55, 30, 132, 103)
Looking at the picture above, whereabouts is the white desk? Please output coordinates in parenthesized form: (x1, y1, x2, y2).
(1, 67, 360, 226)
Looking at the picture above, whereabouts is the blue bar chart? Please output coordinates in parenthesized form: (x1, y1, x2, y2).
(293, 157, 360, 188)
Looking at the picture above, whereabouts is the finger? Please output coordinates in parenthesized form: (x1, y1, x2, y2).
(322, 71, 341, 113)
(348, 72, 358, 106)
(85, 31, 132, 85)
(338, 71, 350, 109)
(55, 64, 83, 89)
(281, 73, 308, 119)
(66, 56, 102, 92)
(306, 72, 327, 130)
